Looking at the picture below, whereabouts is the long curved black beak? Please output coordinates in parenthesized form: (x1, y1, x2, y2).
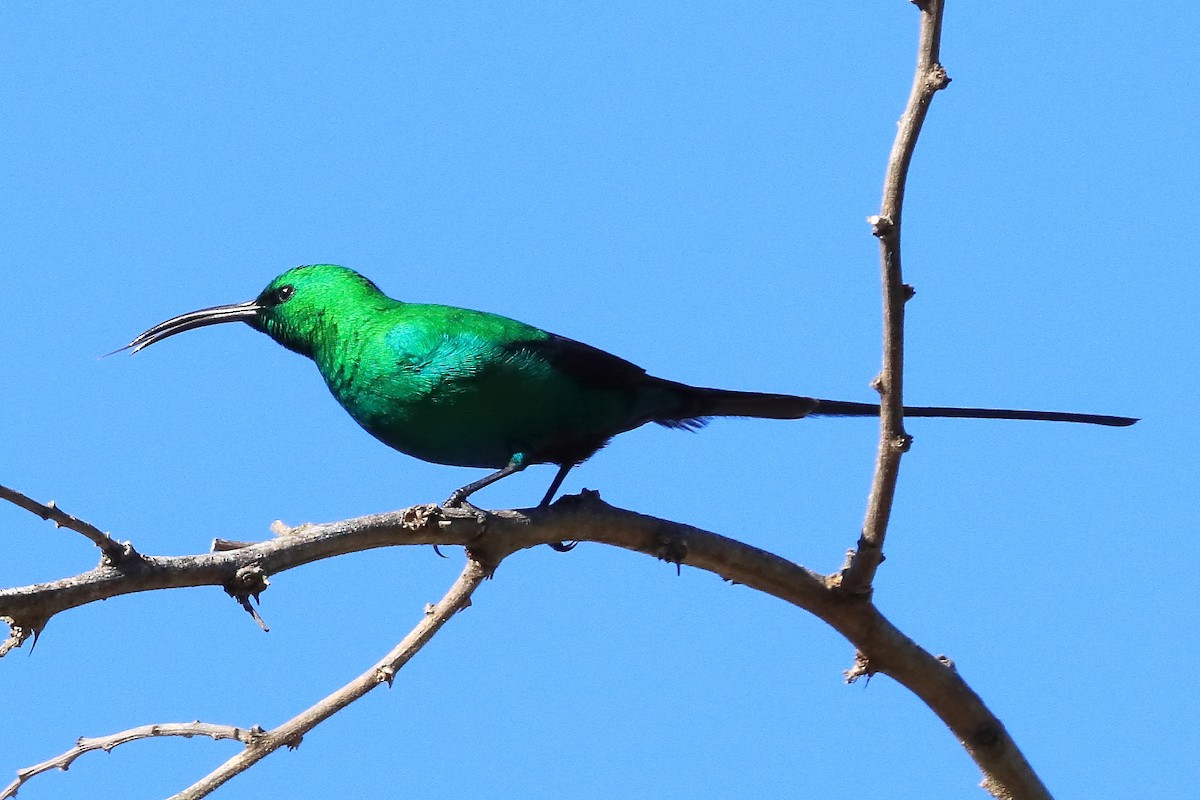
(114, 300, 261, 355)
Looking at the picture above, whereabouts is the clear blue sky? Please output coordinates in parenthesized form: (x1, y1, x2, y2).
(2, 3, 1194, 798)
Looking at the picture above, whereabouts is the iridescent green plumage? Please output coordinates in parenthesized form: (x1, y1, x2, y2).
(254, 266, 695, 471)
(124, 264, 1136, 507)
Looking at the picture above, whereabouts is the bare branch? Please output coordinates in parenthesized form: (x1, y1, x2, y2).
(0, 483, 136, 565)
(839, 0, 950, 595)
(0, 723, 259, 800)
(0, 499, 830, 645)
(0, 503, 466, 647)
(168, 559, 487, 799)
(2, 490, 1051, 796)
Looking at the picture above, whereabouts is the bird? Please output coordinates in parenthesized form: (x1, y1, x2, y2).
(122, 264, 1137, 515)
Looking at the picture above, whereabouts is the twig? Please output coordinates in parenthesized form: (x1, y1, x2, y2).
(0, 483, 136, 564)
(167, 559, 487, 799)
(0, 624, 31, 658)
(839, 0, 950, 595)
(0, 723, 258, 799)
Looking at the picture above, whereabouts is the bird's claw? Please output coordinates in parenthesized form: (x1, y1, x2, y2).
(437, 493, 485, 556)
(442, 493, 484, 514)
(548, 540, 578, 552)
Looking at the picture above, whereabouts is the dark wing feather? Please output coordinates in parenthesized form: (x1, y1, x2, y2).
(503, 333, 652, 391)
(503, 334, 713, 431)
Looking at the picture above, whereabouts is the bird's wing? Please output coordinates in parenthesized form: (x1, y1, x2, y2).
(502, 333, 652, 391)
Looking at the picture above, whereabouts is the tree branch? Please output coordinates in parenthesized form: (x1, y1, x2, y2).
(839, 0, 950, 595)
(3, 491, 1050, 797)
(0, 723, 259, 800)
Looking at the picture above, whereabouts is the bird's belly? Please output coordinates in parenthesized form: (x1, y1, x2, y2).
(360, 398, 530, 469)
(332, 371, 615, 470)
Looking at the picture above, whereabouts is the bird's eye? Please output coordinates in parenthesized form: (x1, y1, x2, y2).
(272, 285, 295, 305)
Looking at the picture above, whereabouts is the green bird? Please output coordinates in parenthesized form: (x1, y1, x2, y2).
(124, 264, 1136, 512)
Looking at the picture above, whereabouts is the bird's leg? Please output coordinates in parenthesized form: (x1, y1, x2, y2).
(542, 463, 578, 552)
(442, 455, 528, 508)
(539, 463, 573, 507)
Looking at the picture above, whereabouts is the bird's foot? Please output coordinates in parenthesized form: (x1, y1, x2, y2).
(441, 492, 484, 514)
(536, 493, 577, 552)
(437, 494, 486, 557)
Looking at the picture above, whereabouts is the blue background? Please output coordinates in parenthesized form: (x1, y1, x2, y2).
(2, 2, 1194, 798)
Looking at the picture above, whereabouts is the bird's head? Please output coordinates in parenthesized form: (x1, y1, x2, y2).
(121, 264, 388, 358)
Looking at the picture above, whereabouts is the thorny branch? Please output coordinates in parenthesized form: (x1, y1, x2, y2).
(0, 484, 135, 565)
(0, 724, 259, 800)
(4, 489, 1049, 798)
(838, 0, 949, 595)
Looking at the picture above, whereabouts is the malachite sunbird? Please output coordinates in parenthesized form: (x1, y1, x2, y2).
(123, 264, 1136, 509)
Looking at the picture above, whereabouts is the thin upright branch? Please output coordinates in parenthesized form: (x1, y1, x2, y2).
(839, 0, 950, 595)
(0, 724, 258, 800)
(168, 559, 487, 799)
(0, 483, 135, 564)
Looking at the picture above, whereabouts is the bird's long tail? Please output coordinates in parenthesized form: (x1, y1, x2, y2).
(658, 387, 1137, 428)
(807, 399, 1137, 427)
